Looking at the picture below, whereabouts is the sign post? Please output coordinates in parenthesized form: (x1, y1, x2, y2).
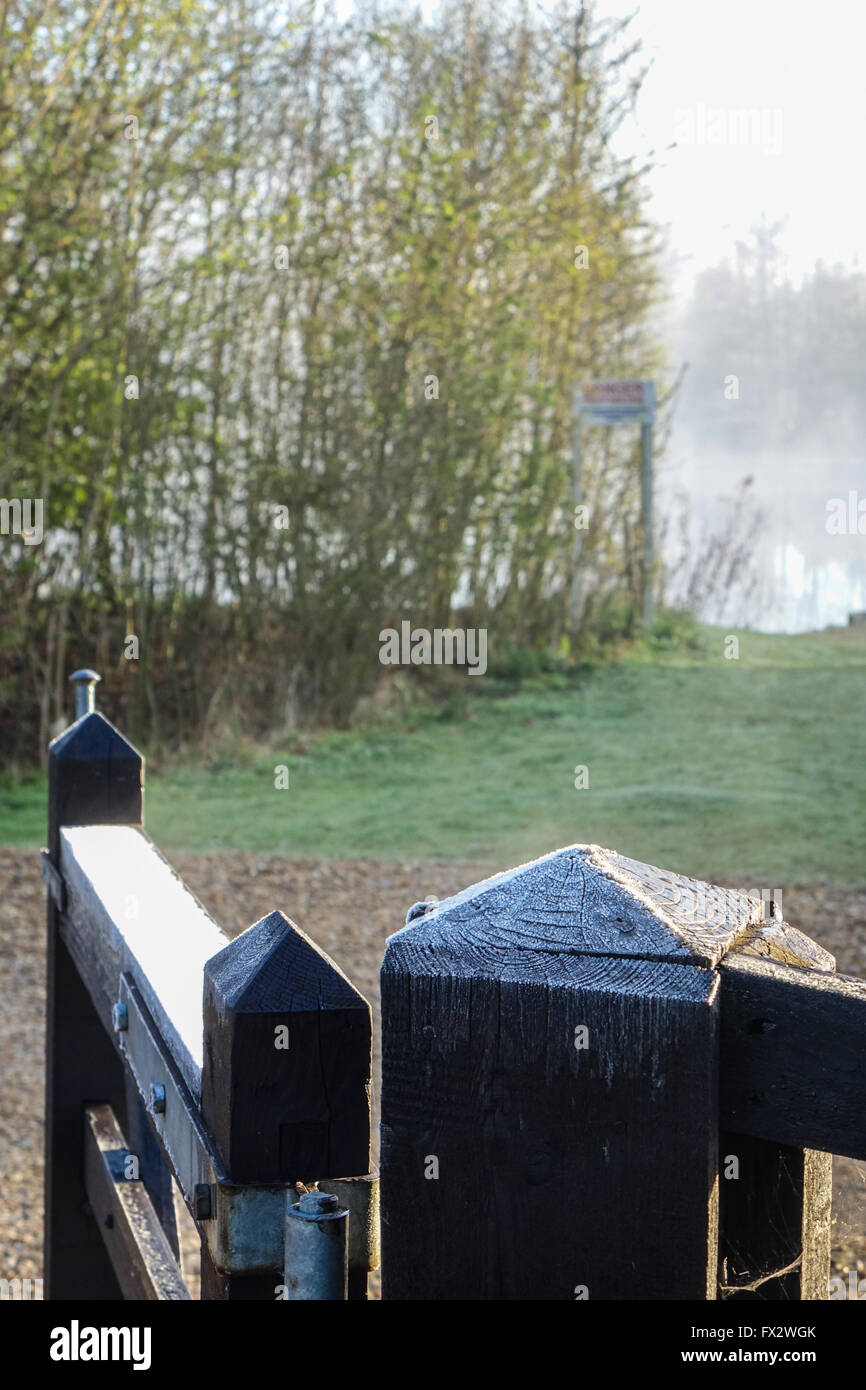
(572, 380, 656, 629)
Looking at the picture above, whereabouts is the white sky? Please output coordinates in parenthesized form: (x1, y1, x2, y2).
(592, 0, 866, 630)
(598, 0, 866, 290)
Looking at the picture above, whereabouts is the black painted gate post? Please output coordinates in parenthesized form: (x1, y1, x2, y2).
(43, 670, 152, 1298)
(199, 910, 372, 1299)
(380, 845, 833, 1301)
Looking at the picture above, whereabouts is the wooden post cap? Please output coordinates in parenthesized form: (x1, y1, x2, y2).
(384, 843, 833, 971)
(202, 910, 371, 1184)
(48, 712, 143, 860)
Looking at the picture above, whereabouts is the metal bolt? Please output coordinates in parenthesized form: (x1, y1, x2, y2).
(194, 1184, 212, 1221)
(406, 899, 437, 925)
(69, 668, 101, 719)
(112, 1001, 129, 1032)
(297, 1191, 341, 1218)
(149, 1083, 166, 1114)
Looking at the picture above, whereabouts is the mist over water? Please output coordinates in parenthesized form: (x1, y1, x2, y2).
(660, 243, 866, 634)
(663, 430, 866, 633)
(591, 0, 866, 635)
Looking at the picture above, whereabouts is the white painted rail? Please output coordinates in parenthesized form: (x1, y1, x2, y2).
(60, 825, 227, 1098)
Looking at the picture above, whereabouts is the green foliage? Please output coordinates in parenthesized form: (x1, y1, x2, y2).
(646, 608, 703, 652)
(0, 0, 666, 763)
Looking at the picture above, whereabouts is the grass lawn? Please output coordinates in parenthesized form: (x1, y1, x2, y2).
(2, 624, 864, 883)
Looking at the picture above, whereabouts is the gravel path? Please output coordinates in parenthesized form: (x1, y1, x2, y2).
(1, 848, 864, 1295)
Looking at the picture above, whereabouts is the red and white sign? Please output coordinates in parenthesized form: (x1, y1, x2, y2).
(577, 380, 655, 423)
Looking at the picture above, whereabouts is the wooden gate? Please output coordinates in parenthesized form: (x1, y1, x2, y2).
(42, 671, 866, 1300)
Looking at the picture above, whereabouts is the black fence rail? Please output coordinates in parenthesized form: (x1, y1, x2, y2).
(43, 670, 866, 1300)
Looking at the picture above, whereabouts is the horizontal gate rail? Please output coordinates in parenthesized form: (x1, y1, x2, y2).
(720, 952, 866, 1159)
(83, 1104, 190, 1302)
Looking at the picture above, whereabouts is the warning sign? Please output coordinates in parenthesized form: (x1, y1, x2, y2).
(577, 380, 655, 424)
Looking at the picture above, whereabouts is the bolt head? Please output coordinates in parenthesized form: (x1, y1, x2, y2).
(298, 1191, 340, 1216)
(406, 899, 437, 925)
(112, 1002, 129, 1032)
(149, 1083, 166, 1114)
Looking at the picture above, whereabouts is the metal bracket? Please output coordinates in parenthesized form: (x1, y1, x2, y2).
(117, 973, 289, 1274)
(108, 972, 380, 1285)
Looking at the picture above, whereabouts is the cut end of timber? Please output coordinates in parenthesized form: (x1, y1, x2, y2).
(386, 843, 829, 970)
(205, 909, 370, 1014)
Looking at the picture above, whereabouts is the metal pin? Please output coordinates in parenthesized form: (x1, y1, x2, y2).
(149, 1083, 166, 1114)
(283, 1190, 349, 1300)
(69, 669, 101, 719)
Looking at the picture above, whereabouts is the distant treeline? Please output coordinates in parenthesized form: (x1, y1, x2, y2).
(0, 1, 665, 764)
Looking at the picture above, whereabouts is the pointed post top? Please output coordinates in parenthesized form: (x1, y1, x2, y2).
(47, 685, 143, 860)
(386, 843, 832, 972)
(202, 910, 372, 1183)
(205, 909, 369, 1014)
(69, 669, 101, 719)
